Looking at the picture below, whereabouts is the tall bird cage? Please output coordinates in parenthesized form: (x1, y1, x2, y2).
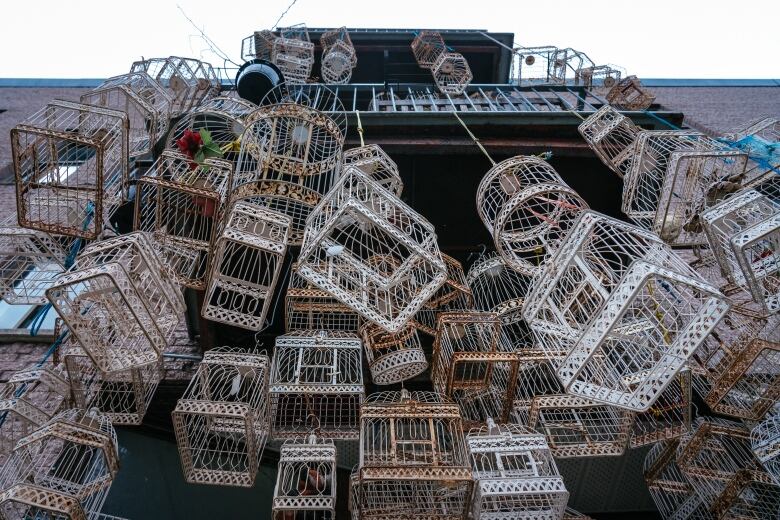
(272, 434, 337, 520)
(0, 225, 66, 305)
(522, 210, 729, 412)
(677, 417, 780, 519)
(11, 100, 128, 239)
(466, 420, 569, 520)
(296, 166, 447, 333)
(432, 52, 473, 95)
(272, 25, 315, 84)
(270, 331, 364, 440)
(577, 105, 641, 179)
(360, 322, 428, 385)
(172, 347, 270, 487)
(355, 390, 473, 519)
(509, 350, 565, 427)
(413, 253, 472, 336)
(411, 31, 446, 69)
(513, 46, 558, 85)
(605, 75, 655, 111)
(477, 155, 589, 271)
(321, 27, 357, 84)
(630, 368, 692, 448)
(130, 56, 220, 114)
(0, 408, 118, 520)
(752, 414, 780, 485)
(285, 263, 360, 333)
(342, 144, 404, 197)
(241, 29, 277, 61)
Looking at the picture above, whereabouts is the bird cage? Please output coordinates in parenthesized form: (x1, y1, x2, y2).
(135, 151, 232, 289)
(80, 72, 172, 158)
(549, 48, 594, 84)
(201, 202, 290, 331)
(343, 144, 403, 197)
(752, 414, 780, 485)
(527, 394, 633, 458)
(514, 46, 558, 85)
(576, 64, 623, 93)
(47, 231, 185, 373)
(241, 30, 277, 61)
(522, 210, 729, 411)
(476, 155, 589, 271)
(432, 52, 473, 95)
(130, 56, 220, 113)
(0, 225, 66, 305)
(360, 322, 428, 385)
(413, 253, 472, 336)
(356, 390, 473, 519)
(0, 408, 118, 520)
(702, 189, 780, 314)
(677, 417, 780, 519)
(411, 31, 446, 69)
(643, 440, 713, 520)
(605, 75, 655, 111)
(510, 351, 565, 427)
(367, 91, 401, 111)
(563, 508, 595, 520)
(285, 264, 360, 332)
(321, 28, 356, 85)
(270, 331, 364, 440)
(630, 368, 692, 448)
(272, 434, 337, 520)
(11, 100, 128, 239)
(348, 466, 360, 520)
(297, 166, 447, 333)
(466, 420, 569, 520)
(577, 105, 641, 179)
(272, 30, 315, 84)
(172, 347, 270, 487)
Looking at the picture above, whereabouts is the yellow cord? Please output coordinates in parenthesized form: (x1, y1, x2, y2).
(452, 110, 495, 166)
(355, 110, 365, 147)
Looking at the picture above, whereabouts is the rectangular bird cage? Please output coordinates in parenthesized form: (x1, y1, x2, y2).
(130, 56, 220, 114)
(342, 144, 403, 198)
(510, 351, 565, 427)
(202, 202, 290, 331)
(577, 105, 641, 179)
(297, 167, 447, 333)
(272, 435, 337, 520)
(752, 415, 780, 486)
(272, 38, 315, 84)
(605, 75, 656, 111)
(644, 440, 713, 520)
(466, 421, 569, 520)
(514, 46, 558, 85)
(135, 151, 233, 289)
(412, 253, 472, 336)
(576, 64, 623, 93)
(172, 348, 270, 487)
(360, 322, 428, 385)
(285, 264, 360, 333)
(411, 31, 445, 69)
(270, 331, 364, 440)
(0, 225, 66, 305)
(241, 30, 277, 61)
(549, 48, 594, 84)
(630, 368, 692, 448)
(11, 100, 128, 239)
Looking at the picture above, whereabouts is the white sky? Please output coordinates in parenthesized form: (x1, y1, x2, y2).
(1, 0, 778, 79)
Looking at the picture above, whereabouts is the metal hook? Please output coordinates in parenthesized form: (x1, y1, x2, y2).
(466, 243, 488, 262)
(307, 413, 321, 436)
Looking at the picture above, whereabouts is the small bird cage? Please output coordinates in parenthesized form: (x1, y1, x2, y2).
(47, 232, 185, 373)
(241, 30, 277, 61)
(605, 75, 656, 111)
(270, 331, 364, 440)
(549, 48, 594, 84)
(0, 225, 66, 305)
(11, 100, 128, 239)
(80, 72, 172, 157)
(522, 210, 729, 411)
(527, 394, 633, 458)
(476, 155, 589, 271)
(752, 414, 780, 485)
(576, 64, 623, 93)
(272, 26, 315, 85)
(285, 263, 360, 332)
(0, 408, 118, 520)
(356, 390, 473, 519)
(411, 31, 446, 69)
(677, 417, 780, 519)
(510, 351, 564, 426)
(130, 56, 220, 113)
(630, 368, 692, 448)
(321, 27, 356, 84)
(272, 434, 337, 520)
(135, 151, 232, 289)
(412, 253, 472, 336)
(466, 420, 569, 520)
(172, 347, 270, 487)
(514, 46, 558, 85)
(577, 105, 641, 179)
(432, 52, 473, 95)
(360, 322, 428, 385)
(343, 144, 403, 197)
(644, 440, 713, 520)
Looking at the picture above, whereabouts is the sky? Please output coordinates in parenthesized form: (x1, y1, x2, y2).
(1, 0, 778, 79)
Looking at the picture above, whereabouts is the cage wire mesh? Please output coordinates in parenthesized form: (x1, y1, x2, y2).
(321, 27, 356, 84)
(562, 508, 595, 520)
(241, 30, 278, 61)
(726, 117, 780, 178)
(411, 31, 446, 69)
(576, 64, 624, 94)
(577, 105, 641, 179)
(513, 46, 558, 85)
(432, 52, 473, 95)
(272, 434, 337, 520)
(359, 322, 428, 385)
(366, 90, 401, 112)
(285, 263, 360, 333)
(752, 414, 780, 486)
(412, 253, 472, 336)
(509, 351, 565, 427)
(0, 225, 67, 305)
(630, 368, 692, 448)
(342, 144, 403, 197)
(605, 75, 656, 111)
(272, 29, 315, 85)
(549, 48, 594, 85)
(130, 56, 220, 114)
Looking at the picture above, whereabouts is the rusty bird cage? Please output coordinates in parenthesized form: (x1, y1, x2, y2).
(342, 144, 403, 197)
(577, 105, 641, 179)
(241, 30, 278, 61)
(413, 253, 472, 336)
(432, 52, 473, 95)
(630, 368, 692, 448)
(411, 31, 446, 69)
(360, 322, 428, 385)
(285, 263, 360, 333)
(576, 64, 624, 94)
(272, 434, 337, 520)
(752, 414, 780, 486)
(272, 26, 314, 84)
(605, 75, 656, 111)
(549, 48, 594, 85)
(0, 225, 66, 305)
(321, 27, 356, 84)
(514, 46, 558, 85)
(130, 56, 220, 114)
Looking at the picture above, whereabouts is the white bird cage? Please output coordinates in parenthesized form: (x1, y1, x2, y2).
(241, 30, 277, 61)
(321, 27, 356, 84)
(752, 414, 780, 485)
(411, 31, 446, 69)
(432, 52, 473, 95)
(130, 56, 220, 114)
(0, 225, 66, 305)
(476, 155, 589, 271)
(272, 434, 337, 520)
(47, 231, 185, 373)
(605, 75, 655, 111)
(201, 202, 290, 331)
(576, 65, 623, 94)
(0, 408, 118, 520)
(272, 27, 314, 85)
(270, 331, 364, 440)
(356, 390, 473, 519)
(135, 151, 232, 289)
(514, 46, 558, 85)
(577, 105, 641, 179)
(466, 420, 569, 520)
(522, 210, 729, 411)
(509, 351, 565, 427)
(80, 72, 172, 158)
(413, 253, 472, 336)
(297, 166, 447, 333)
(360, 322, 427, 385)
(549, 48, 594, 85)
(172, 347, 270, 487)
(11, 100, 128, 239)
(677, 417, 780, 519)
(630, 368, 692, 448)
(285, 264, 360, 333)
(342, 144, 403, 197)
(643, 440, 713, 520)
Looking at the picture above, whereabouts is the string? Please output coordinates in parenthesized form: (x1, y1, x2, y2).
(451, 111, 495, 166)
(355, 110, 365, 147)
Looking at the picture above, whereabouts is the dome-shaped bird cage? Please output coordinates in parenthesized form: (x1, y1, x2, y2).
(432, 52, 473, 95)
(514, 46, 558, 85)
(509, 351, 564, 426)
(272, 434, 337, 520)
(285, 264, 360, 333)
(360, 322, 428, 385)
(172, 347, 271, 487)
(630, 368, 692, 448)
(605, 75, 655, 111)
(643, 440, 713, 520)
(411, 31, 446, 69)
(752, 414, 780, 485)
(476, 155, 589, 271)
(130, 56, 220, 114)
(576, 64, 624, 94)
(321, 28, 356, 85)
(241, 30, 277, 61)
(0, 225, 66, 305)
(577, 105, 641, 179)
(412, 253, 471, 336)
(343, 144, 403, 197)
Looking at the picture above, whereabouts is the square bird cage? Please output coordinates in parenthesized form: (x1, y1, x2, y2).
(0, 225, 66, 305)
(285, 264, 360, 333)
(513, 46, 558, 85)
(630, 368, 692, 448)
(577, 105, 641, 179)
(644, 440, 714, 520)
(576, 64, 623, 94)
(172, 347, 270, 487)
(752, 414, 780, 486)
(272, 435, 337, 520)
(272, 28, 315, 85)
(605, 75, 656, 111)
(548, 48, 594, 85)
(412, 253, 472, 336)
(509, 351, 565, 427)
(130, 56, 220, 114)
(342, 144, 403, 197)
(241, 29, 277, 61)
(360, 322, 428, 385)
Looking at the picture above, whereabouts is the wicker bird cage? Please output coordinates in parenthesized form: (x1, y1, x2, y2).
(285, 264, 360, 333)
(643, 440, 713, 520)
(272, 434, 337, 520)
(466, 420, 569, 520)
(432, 52, 473, 95)
(752, 414, 780, 485)
(630, 368, 692, 448)
(270, 331, 364, 440)
(321, 28, 356, 85)
(0, 408, 118, 520)
(172, 347, 270, 487)
(605, 75, 655, 111)
(577, 105, 641, 179)
(130, 56, 220, 114)
(241, 30, 278, 61)
(477, 155, 589, 271)
(0, 226, 66, 305)
(411, 31, 446, 69)
(297, 167, 447, 333)
(413, 253, 472, 336)
(342, 144, 403, 197)
(360, 322, 428, 385)
(135, 151, 232, 289)
(356, 390, 473, 519)
(576, 64, 623, 94)
(514, 46, 558, 85)
(11, 100, 128, 239)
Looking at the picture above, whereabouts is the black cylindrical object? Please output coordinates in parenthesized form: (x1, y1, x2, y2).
(235, 59, 285, 105)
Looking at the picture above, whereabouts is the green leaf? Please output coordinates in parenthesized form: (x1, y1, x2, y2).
(194, 150, 205, 163)
(204, 144, 223, 157)
(199, 128, 213, 146)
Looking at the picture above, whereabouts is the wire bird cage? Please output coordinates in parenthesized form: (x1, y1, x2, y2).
(135, 151, 232, 289)
(576, 64, 624, 94)
(241, 30, 278, 61)
(360, 322, 427, 385)
(272, 26, 314, 85)
(752, 414, 780, 485)
(172, 347, 270, 487)
(549, 48, 594, 85)
(522, 210, 730, 411)
(11, 100, 128, 240)
(0, 408, 118, 520)
(80, 72, 172, 158)
(432, 52, 473, 95)
(413, 253, 472, 336)
(563, 508, 594, 520)
(297, 166, 447, 333)
(411, 31, 446, 69)
(577, 105, 641, 179)
(285, 264, 360, 333)
(321, 28, 356, 84)
(270, 331, 364, 440)
(677, 417, 780, 519)
(342, 144, 403, 197)
(477, 155, 589, 272)
(466, 420, 569, 520)
(130, 56, 220, 114)
(201, 202, 290, 331)
(509, 351, 565, 427)
(513, 46, 558, 85)
(630, 368, 692, 448)
(356, 390, 473, 519)
(272, 434, 337, 520)
(0, 226, 66, 305)
(47, 231, 185, 373)
(605, 75, 655, 111)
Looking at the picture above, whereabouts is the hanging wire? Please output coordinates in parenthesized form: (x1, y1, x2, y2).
(451, 111, 496, 166)
(176, 4, 241, 68)
(273, 0, 301, 30)
(355, 110, 365, 147)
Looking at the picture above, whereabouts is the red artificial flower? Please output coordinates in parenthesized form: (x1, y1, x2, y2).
(176, 129, 203, 157)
